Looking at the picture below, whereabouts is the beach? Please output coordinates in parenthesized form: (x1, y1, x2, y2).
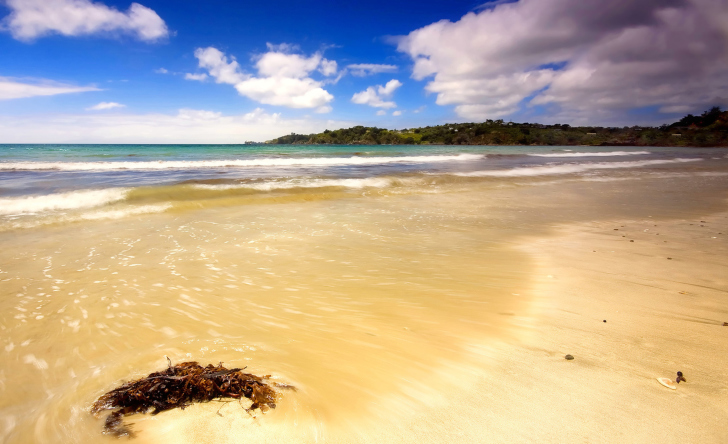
(1, 145, 727, 442)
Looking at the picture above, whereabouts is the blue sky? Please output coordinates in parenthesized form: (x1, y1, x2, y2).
(0, 0, 726, 142)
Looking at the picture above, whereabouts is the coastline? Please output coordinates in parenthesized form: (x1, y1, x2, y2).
(130, 185, 728, 444)
(1, 146, 727, 442)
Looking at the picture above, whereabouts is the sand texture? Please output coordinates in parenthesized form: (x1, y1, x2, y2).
(133, 210, 728, 444)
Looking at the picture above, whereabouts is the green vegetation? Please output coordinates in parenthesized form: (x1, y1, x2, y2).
(267, 107, 728, 147)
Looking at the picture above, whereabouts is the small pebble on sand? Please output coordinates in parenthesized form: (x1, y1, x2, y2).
(603, 320, 607, 323)
(565, 354, 574, 360)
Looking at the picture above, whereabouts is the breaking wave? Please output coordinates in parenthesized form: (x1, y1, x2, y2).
(529, 151, 651, 158)
(455, 158, 702, 177)
(0, 188, 129, 215)
(193, 177, 396, 191)
(0, 154, 483, 171)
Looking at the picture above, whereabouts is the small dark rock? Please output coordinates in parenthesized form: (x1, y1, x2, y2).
(603, 320, 607, 323)
(565, 354, 574, 360)
(676, 371, 686, 384)
(723, 322, 728, 326)
(667, 257, 672, 260)
(630, 240, 634, 242)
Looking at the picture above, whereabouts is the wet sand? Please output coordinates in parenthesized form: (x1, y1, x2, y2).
(139, 178, 728, 443)
(2, 168, 728, 443)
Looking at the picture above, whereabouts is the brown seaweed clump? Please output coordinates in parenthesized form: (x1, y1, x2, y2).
(91, 360, 286, 437)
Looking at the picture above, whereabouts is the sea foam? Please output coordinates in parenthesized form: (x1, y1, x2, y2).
(0, 154, 482, 171)
(455, 158, 702, 177)
(528, 151, 651, 157)
(193, 177, 394, 191)
(0, 188, 129, 215)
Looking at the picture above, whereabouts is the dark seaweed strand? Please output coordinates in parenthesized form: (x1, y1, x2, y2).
(92, 361, 284, 437)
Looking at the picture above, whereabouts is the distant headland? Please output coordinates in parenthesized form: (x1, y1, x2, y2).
(267, 107, 728, 147)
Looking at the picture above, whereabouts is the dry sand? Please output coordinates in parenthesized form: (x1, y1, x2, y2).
(135, 207, 728, 443)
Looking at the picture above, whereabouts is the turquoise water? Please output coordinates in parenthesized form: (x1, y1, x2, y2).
(0, 143, 725, 229)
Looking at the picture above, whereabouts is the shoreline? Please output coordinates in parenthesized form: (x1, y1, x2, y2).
(2, 158, 727, 443)
(362, 208, 728, 443)
(130, 198, 728, 443)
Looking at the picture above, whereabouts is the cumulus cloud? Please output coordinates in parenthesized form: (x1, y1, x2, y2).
(392, 110, 402, 116)
(0, 77, 100, 100)
(2, 0, 169, 42)
(351, 79, 402, 109)
(87, 101, 125, 110)
(184, 73, 208, 81)
(347, 63, 398, 76)
(398, 0, 728, 122)
(194, 47, 246, 84)
(376, 110, 387, 116)
(193, 46, 335, 111)
(0, 108, 352, 143)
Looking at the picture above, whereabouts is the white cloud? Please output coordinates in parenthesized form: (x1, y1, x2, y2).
(0, 108, 353, 143)
(265, 42, 300, 53)
(347, 64, 398, 76)
(184, 73, 208, 81)
(319, 59, 338, 77)
(177, 109, 221, 120)
(193, 45, 335, 110)
(398, 0, 728, 122)
(234, 76, 333, 109)
(3, 0, 169, 42)
(376, 110, 387, 116)
(392, 110, 402, 116)
(0, 77, 100, 100)
(154, 68, 168, 74)
(87, 101, 125, 111)
(194, 47, 246, 84)
(378, 79, 402, 96)
(351, 79, 402, 109)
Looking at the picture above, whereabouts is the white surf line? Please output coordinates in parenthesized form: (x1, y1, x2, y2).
(529, 151, 651, 157)
(193, 177, 396, 191)
(0, 154, 483, 171)
(0, 188, 129, 215)
(454, 158, 702, 177)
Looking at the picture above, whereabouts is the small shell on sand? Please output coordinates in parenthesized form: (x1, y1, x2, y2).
(657, 377, 676, 390)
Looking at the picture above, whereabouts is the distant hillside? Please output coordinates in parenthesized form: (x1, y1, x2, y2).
(267, 107, 728, 147)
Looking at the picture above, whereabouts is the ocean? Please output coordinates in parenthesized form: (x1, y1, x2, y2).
(0, 144, 722, 229)
(1, 143, 727, 442)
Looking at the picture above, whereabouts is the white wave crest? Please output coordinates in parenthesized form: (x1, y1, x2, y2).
(0, 188, 129, 215)
(0, 154, 483, 171)
(194, 177, 394, 191)
(529, 151, 650, 157)
(79, 204, 172, 221)
(455, 158, 702, 177)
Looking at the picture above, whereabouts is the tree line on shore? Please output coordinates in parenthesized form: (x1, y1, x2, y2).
(267, 107, 728, 147)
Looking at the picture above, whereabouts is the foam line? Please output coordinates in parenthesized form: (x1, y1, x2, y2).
(0, 154, 483, 171)
(0, 188, 129, 215)
(529, 151, 651, 157)
(455, 158, 702, 177)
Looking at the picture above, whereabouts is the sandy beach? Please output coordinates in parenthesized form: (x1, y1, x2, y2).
(4, 0, 728, 441)
(1, 147, 727, 443)
(124, 177, 728, 444)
